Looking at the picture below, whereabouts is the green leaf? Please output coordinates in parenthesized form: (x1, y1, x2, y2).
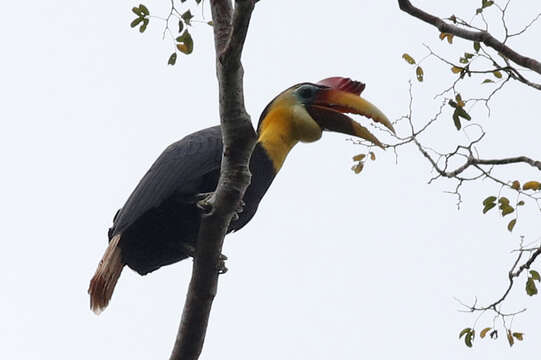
(455, 106, 472, 120)
(483, 0, 494, 8)
(483, 196, 497, 206)
(493, 70, 503, 79)
(474, 41, 481, 52)
(464, 52, 474, 59)
(176, 29, 194, 54)
(459, 328, 472, 339)
(178, 20, 184, 33)
(130, 17, 143, 28)
(476, 8, 483, 15)
(465, 330, 474, 348)
(498, 197, 510, 206)
(480, 327, 491, 339)
(483, 202, 496, 214)
(181, 10, 194, 25)
(448, 100, 458, 108)
(526, 277, 538, 296)
(517, 200, 525, 206)
(168, 53, 177, 65)
(453, 109, 461, 130)
(139, 4, 149, 16)
(501, 205, 515, 217)
(132, 7, 143, 16)
(402, 53, 416, 65)
(207, 21, 214, 26)
(507, 219, 516, 232)
(139, 18, 149, 33)
(530, 270, 540, 281)
(416, 66, 424, 82)
(195, 0, 201, 3)
(459, 57, 469, 64)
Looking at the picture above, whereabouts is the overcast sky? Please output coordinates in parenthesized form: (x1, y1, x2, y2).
(2, 1, 541, 359)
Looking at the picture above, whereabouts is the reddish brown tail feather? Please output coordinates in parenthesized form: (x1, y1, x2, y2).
(88, 234, 124, 314)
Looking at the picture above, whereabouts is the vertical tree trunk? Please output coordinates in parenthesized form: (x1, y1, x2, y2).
(169, 1, 257, 359)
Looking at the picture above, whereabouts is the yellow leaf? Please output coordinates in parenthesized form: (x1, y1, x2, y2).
(402, 53, 416, 64)
(507, 330, 514, 347)
(439, 32, 454, 44)
(352, 162, 364, 174)
(451, 66, 463, 74)
(369, 152, 376, 161)
(455, 94, 465, 107)
(480, 327, 491, 339)
(523, 181, 541, 190)
(513, 332, 524, 341)
(416, 66, 424, 82)
(352, 154, 366, 161)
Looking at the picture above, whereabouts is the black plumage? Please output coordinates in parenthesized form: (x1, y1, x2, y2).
(109, 125, 276, 275)
(89, 77, 392, 314)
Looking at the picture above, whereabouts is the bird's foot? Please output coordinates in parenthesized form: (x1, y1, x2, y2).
(187, 192, 213, 213)
(190, 192, 245, 221)
(231, 199, 245, 222)
(181, 243, 228, 265)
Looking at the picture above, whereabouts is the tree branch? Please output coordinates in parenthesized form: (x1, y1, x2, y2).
(397, 0, 541, 76)
(169, 1, 257, 359)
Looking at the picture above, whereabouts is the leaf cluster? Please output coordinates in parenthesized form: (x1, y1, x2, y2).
(130, 4, 150, 33)
(351, 152, 376, 175)
(459, 326, 524, 348)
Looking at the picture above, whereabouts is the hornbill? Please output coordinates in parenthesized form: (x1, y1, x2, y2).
(89, 77, 393, 313)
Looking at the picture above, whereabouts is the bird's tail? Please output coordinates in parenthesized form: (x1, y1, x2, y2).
(88, 234, 124, 314)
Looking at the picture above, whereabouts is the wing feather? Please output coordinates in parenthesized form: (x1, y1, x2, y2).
(111, 126, 223, 236)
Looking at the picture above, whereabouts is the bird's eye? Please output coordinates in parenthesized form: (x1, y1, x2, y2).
(298, 86, 315, 100)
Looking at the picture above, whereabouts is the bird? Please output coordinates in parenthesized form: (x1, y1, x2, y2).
(89, 76, 394, 314)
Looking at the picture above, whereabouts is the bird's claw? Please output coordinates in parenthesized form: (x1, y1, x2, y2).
(193, 192, 214, 213)
(182, 244, 228, 271)
(191, 192, 244, 221)
(231, 199, 245, 222)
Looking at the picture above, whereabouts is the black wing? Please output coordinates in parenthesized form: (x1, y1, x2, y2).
(110, 125, 223, 236)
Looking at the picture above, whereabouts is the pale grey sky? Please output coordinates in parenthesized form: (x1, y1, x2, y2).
(2, 1, 541, 359)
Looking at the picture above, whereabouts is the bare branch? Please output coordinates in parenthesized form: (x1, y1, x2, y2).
(397, 0, 541, 76)
(459, 241, 541, 317)
(169, 1, 257, 359)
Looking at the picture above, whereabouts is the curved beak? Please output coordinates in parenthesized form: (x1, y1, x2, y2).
(306, 88, 394, 148)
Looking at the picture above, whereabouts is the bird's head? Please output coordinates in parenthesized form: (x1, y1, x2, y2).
(257, 77, 394, 148)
